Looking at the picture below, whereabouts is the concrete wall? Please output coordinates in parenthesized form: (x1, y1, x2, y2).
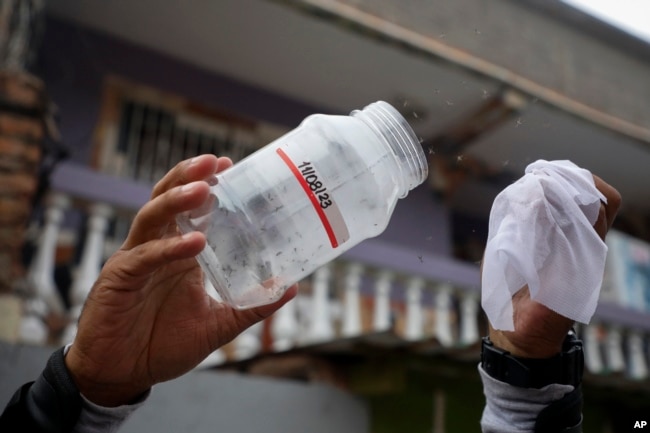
(0, 342, 369, 433)
(328, 0, 650, 130)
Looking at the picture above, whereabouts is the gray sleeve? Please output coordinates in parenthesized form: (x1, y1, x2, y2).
(62, 345, 150, 433)
(479, 364, 574, 433)
(71, 389, 150, 433)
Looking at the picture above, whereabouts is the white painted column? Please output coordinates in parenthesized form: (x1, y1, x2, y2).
(459, 291, 480, 346)
(195, 274, 227, 367)
(604, 325, 626, 374)
(62, 203, 114, 344)
(306, 265, 334, 343)
(195, 349, 227, 370)
(271, 296, 299, 351)
(26, 193, 69, 316)
(373, 271, 393, 332)
(404, 277, 425, 341)
(18, 298, 49, 345)
(583, 324, 604, 374)
(626, 331, 648, 380)
(233, 321, 263, 361)
(434, 283, 454, 347)
(341, 263, 363, 338)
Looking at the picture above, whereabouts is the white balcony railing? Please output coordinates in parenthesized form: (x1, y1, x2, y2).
(17, 162, 650, 385)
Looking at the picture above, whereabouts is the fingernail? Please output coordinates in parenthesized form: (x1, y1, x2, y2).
(189, 156, 201, 165)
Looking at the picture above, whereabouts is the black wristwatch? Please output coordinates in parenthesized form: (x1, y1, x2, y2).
(480, 330, 584, 389)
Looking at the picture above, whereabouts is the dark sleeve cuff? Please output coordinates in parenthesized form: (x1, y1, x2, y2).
(0, 347, 82, 432)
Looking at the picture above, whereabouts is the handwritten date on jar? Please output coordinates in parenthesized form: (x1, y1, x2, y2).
(298, 161, 333, 209)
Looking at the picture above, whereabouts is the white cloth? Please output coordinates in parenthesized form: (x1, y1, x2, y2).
(481, 160, 607, 331)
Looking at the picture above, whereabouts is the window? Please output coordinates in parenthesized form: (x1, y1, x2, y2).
(91, 76, 288, 183)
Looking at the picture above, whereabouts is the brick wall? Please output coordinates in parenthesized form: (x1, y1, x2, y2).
(0, 71, 45, 293)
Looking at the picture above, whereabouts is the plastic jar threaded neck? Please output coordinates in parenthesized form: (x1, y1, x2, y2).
(352, 101, 428, 197)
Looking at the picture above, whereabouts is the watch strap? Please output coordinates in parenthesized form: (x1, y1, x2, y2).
(481, 332, 584, 389)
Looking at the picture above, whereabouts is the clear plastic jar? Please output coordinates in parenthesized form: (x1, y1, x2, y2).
(177, 101, 428, 309)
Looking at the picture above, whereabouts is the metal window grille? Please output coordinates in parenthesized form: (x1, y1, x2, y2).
(113, 99, 261, 184)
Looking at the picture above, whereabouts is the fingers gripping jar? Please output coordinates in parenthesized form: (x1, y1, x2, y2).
(177, 101, 428, 309)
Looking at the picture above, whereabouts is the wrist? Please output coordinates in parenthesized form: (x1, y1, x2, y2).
(488, 321, 569, 358)
(481, 330, 584, 389)
(65, 347, 147, 407)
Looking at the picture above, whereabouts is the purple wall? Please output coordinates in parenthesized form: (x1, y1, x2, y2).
(37, 16, 326, 164)
(380, 184, 451, 256)
(38, 15, 453, 260)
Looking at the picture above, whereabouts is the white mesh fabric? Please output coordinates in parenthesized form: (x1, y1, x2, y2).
(481, 160, 608, 331)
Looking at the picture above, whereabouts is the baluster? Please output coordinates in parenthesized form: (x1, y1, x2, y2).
(341, 263, 363, 338)
(271, 296, 299, 351)
(62, 203, 114, 344)
(404, 277, 425, 341)
(626, 331, 648, 380)
(194, 274, 226, 367)
(604, 325, 625, 374)
(18, 298, 49, 345)
(305, 265, 334, 343)
(583, 323, 604, 374)
(233, 321, 263, 361)
(26, 193, 69, 316)
(373, 270, 393, 332)
(195, 349, 227, 369)
(434, 283, 454, 347)
(459, 291, 480, 346)
(647, 335, 650, 377)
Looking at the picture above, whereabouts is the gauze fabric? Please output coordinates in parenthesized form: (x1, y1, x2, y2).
(481, 160, 608, 331)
